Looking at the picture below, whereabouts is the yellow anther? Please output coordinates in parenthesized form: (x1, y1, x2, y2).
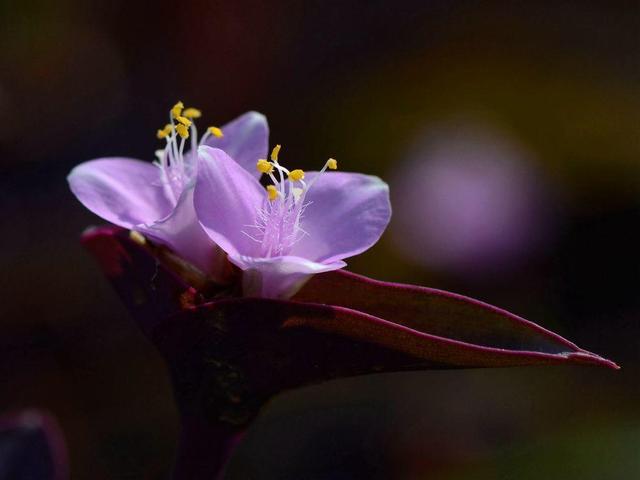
(256, 159, 274, 174)
(182, 107, 201, 119)
(208, 126, 223, 138)
(266, 185, 279, 201)
(176, 123, 190, 139)
(175, 115, 192, 127)
(288, 169, 305, 182)
(156, 124, 172, 139)
(271, 144, 281, 162)
(129, 230, 146, 246)
(171, 101, 184, 118)
(327, 158, 338, 170)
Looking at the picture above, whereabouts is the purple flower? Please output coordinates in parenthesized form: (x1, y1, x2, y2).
(67, 103, 269, 281)
(70, 106, 617, 478)
(193, 145, 391, 298)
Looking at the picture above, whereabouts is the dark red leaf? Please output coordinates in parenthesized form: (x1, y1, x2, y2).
(294, 270, 618, 369)
(80, 226, 618, 479)
(82, 226, 617, 408)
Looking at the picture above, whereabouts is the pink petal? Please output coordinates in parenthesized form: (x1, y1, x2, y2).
(67, 157, 172, 228)
(291, 172, 391, 263)
(194, 146, 265, 259)
(143, 187, 228, 282)
(202, 111, 269, 178)
(230, 254, 345, 298)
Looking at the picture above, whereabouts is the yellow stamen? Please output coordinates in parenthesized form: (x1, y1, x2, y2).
(156, 124, 172, 139)
(288, 169, 305, 182)
(266, 185, 279, 201)
(129, 230, 146, 245)
(271, 144, 281, 162)
(176, 123, 189, 139)
(292, 187, 304, 202)
(182, 107, 201, 119)
(327, 158, 338, 170)
(208, 126, 223, 138)
(175, 115, 192, 127)
(171, 101, 184, 118)
(256, 159, 274, 174)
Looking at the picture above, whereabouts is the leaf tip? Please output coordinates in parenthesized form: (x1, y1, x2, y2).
(566, 351, 620, 370)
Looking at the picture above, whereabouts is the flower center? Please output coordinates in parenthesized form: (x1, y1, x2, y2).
(243, 145, 337, 258)
(155, 101, 223, 206)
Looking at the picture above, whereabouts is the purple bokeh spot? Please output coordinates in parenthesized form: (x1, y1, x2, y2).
(391, 122, 558, 277)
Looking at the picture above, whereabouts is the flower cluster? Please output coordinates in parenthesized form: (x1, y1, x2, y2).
(68, 103, 390, 298)
(74, 102, 617, 480)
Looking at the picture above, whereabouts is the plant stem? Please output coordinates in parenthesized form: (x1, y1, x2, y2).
(172, 414, 245, 480)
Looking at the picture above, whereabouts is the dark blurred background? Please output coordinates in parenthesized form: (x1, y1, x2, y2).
(1, 1, 639, 478)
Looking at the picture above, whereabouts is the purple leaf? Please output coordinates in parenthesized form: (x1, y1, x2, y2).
(149, 294, 616, 430)
(293, 270, 619, 369)
(82, 226, 196, 336)
(81, 226, 617, 479)
(82, 226, 617, 418)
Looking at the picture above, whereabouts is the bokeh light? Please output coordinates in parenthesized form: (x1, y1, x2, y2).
(391, 121, 557, 279)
